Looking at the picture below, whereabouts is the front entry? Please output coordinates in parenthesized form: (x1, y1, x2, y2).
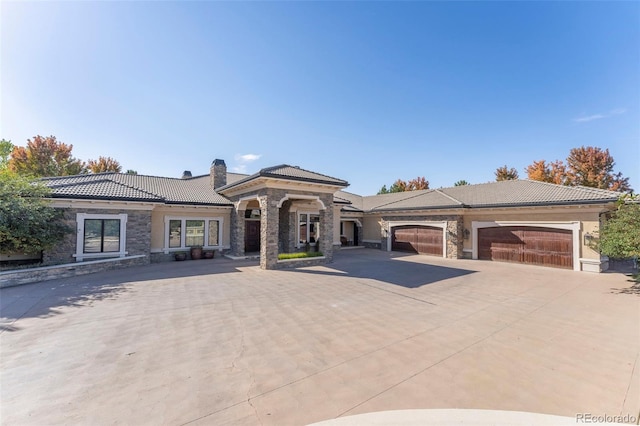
(245, 220, 261, 253)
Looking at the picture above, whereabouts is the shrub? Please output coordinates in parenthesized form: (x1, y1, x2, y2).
(278, 252, 324, 260)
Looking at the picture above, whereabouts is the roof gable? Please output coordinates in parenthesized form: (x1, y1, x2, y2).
(217, 164, 348, 192)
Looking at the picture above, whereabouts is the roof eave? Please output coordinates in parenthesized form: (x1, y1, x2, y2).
(467, 199, 619, 209)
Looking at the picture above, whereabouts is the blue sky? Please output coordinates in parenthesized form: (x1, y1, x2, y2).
(2, 1, 638, 195)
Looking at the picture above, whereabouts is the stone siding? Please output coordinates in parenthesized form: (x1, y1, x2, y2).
(227, 188, 335, 270)
(276, 257, 327, 269)
(379, 214, 463, 259)
(43, 208, 152, 266)
(363, 241, 382, 250)
(0, 255, 147, 288)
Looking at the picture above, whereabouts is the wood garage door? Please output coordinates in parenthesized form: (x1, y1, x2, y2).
(478, 226, 573, 269)
(391, 225, 443, 256)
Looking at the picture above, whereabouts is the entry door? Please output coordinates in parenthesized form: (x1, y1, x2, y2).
(245, 221, 261, 252)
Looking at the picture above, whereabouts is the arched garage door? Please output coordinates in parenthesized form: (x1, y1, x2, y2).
(391, 225, 443, 256)
(478, 226, 573, 269)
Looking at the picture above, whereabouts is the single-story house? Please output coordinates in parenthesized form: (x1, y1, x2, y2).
(6, 159, 622, 273)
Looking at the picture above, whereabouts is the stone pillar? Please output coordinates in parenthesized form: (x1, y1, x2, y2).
(278, 200, 291, 254)
(446, 219, 463, 259)
(288, 211, 297, 253)
(259, 195, 279, 270)
(230, 207, 245, 257)
(319, 194, 334, 262)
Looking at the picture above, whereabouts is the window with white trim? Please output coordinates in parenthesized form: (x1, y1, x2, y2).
(75, 213, 128, 261)
(298, 213, 320, 246)
(164, 217, 223, 251)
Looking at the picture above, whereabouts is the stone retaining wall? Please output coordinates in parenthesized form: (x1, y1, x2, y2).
(0, 255, 147, 288)
(276, 256, 328, 269)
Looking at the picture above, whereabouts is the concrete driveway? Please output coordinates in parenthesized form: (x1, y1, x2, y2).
(1, 249, 638, 425)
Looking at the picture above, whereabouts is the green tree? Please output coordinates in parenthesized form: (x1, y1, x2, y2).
(9, 135, 85, 177)
(0, 139, 14, 170)
(598, 195, 640, 259)
(454, 180, 470, 186)
(495, 165, 519, 181)
(0, 172, 71, 253)
(125, 169, 138, 175)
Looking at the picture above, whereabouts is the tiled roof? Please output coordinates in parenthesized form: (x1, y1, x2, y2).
(362, 180, 621, 212)
(42, 173, 233, 205)
(439, 180, 621, 207)
(335, 191, 364, 212)
(218, 164, 348, 191)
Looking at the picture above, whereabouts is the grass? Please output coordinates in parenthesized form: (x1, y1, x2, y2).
(278, 252, 324, 260)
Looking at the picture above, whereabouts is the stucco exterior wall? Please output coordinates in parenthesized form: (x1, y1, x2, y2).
(149, 206, 232, 252)
(333, 205, 342, 246)
(362, 215, 382, 243)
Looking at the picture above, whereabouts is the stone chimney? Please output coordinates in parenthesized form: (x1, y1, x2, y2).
(210, 159, 227, 189)
(181, 170, 192, 179)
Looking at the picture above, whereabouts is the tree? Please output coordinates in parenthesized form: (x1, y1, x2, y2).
(87, 156, 122, 173)
(379, 177, 429, 194)
(125, 169, 138, 175)
(0, 139, 13, 170)
(0, 172, 71, 253)
(388, 179, 407, 193)
(495, 165, 519, 181)
(454, 180, 470, 186)
(525, 160, 567, 185)
(9, 135, 85, 177)
(565, 146, 630, 192)
(406, 176, 429, 191)
(598, 195, 640, 259)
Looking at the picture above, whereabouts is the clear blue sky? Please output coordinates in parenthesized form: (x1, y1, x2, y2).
(2, 1, 638, 195)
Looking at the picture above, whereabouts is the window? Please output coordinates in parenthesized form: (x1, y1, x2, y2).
(75, 213, 128, 261)
(298, 213, 320, 245)
(169, 220, 182, 248)
(83, 219, 120, 253)
(185, 220, 205, 246)
(164, 217, 223, 251)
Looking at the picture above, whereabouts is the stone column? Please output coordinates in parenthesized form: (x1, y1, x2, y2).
(259, 195, 279, 270)
(446, 219, 463, 259)
(230, 207, 245, 257)
(319, 194, 334, 262)
(278, 200, 290, 254)
(288, 211, 297, 253)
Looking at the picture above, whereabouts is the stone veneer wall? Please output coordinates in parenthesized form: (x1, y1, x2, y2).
(379, 214, 463, 259)
(43, 208, 152, 266)
(227, 188, 335, 270)
(0, 255, 147, 288)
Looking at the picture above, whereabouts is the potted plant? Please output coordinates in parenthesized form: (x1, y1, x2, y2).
(203, 250, 215, 259)
(174, 252, 187, 261)
(190, 246, 203, 260)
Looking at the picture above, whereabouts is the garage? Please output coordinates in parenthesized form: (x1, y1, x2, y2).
(478, 226, 573, 269)
(391, 225, 443, 256)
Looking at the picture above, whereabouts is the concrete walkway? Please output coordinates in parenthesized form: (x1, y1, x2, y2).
(1, 250, 638, 425)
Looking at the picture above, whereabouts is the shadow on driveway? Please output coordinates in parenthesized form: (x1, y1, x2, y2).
(288, 249, 477, 288)
(0, 257, 258, 333)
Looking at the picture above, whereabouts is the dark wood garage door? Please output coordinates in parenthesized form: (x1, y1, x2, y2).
(391, 225, 443, 256)
(478, 226, 573, 269)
